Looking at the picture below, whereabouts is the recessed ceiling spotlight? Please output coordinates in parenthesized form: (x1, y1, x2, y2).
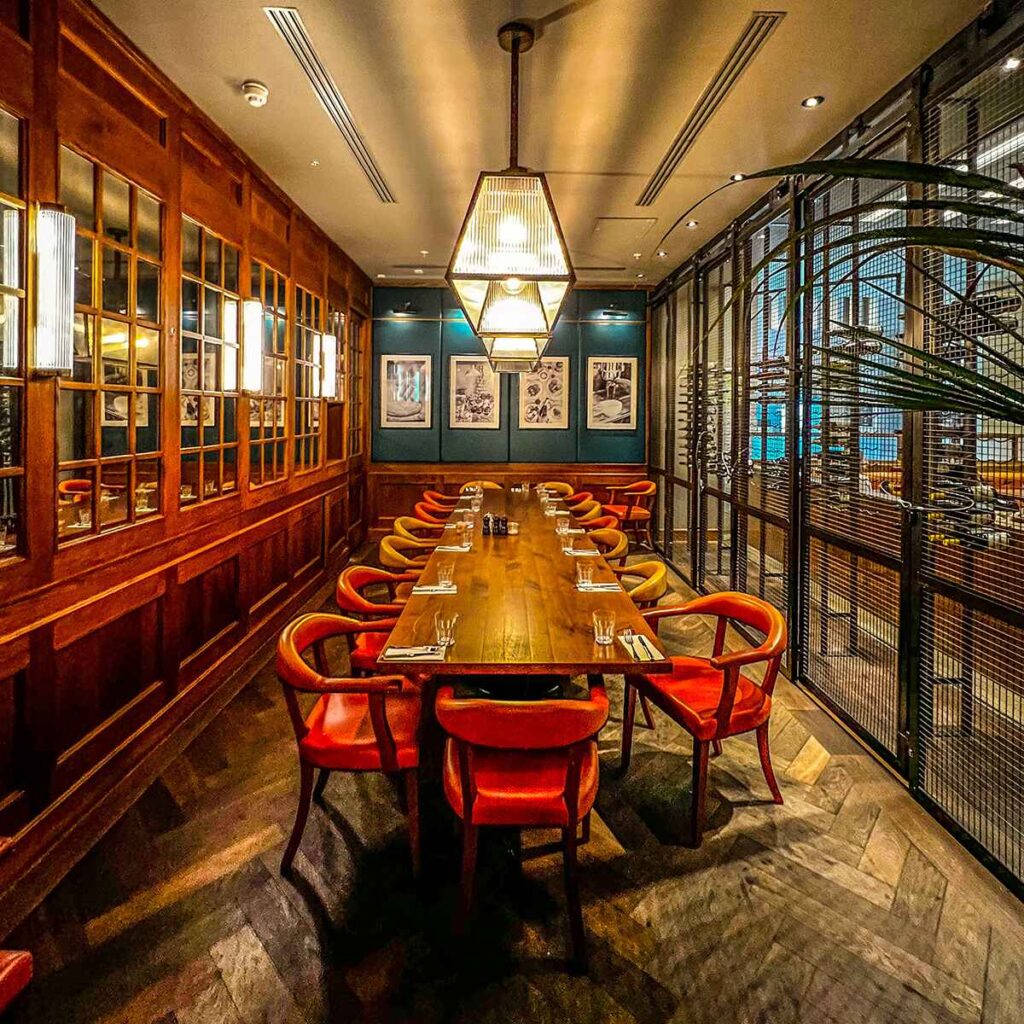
(686, 220, 699, 229)
(310, 159, 320, 167)
(731, 173, 745, 181)
(413, 268, 424, 275)
(801, 95, 825, 108)
(1004, 55, 1022, 71)
(632, 251, 643, 259)
(419, 249, 430, 256)
(241, 80, 270, 107)
(656, 249, 668, 258)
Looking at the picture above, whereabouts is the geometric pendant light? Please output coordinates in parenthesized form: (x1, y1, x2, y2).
(446, 22, 574, 372)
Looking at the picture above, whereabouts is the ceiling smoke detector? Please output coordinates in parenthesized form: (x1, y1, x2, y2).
(241, 81, 270, 108)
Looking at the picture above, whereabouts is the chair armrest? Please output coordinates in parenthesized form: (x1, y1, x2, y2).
(358, 617, 400, 633)
(710, 646, 776, 670)
(291, 672, 408, 695)
(642, 606, 699, 625)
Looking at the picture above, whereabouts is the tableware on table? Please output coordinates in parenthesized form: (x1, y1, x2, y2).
(435, 610, 459, 647)
(544, 505, 558, 517)
(507, 520, 519, 535)
(383, 644, 446, 661)
(592, 610, 615, 646)
(456, 520, 470, 547)
(462, 511, 476, 531)
(555, 517, 569, 537)
(471, 496, 483, 513)
(437, 559, 455, 587)
(411, 582, 458, 595)
(618, 629, 656, 661)
(575, 561, 594, 586)
(576, 581, 620, 592)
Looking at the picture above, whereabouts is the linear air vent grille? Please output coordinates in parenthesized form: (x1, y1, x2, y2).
(264, 6, 395, 203)
(636, 10, 784, 207)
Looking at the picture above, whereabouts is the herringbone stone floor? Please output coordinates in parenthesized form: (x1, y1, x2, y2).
(8, 571, 1024, 1023)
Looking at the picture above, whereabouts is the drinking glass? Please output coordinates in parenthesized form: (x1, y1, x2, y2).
(507, 520, 520, 535)
(592, 610, 615, 646)
(435, 610, 459, 647)
(456, 521, 470, 548)
(471, 496, 483, 513)
(575, 560, 594, 585)
(555, 516, 570, 537)
(437, 560, 455, 587)
(462, 511, 476, 531)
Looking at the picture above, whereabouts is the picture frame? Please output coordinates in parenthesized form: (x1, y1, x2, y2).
(102, 391, 149, 428)
(381, 354, 432, 429)
(586, 356, 637, 430)
(449, 355, 500, 429)
(518, 357, 569, 430)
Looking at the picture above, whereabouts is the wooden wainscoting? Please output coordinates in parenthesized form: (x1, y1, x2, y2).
(368, 463, 649, 537)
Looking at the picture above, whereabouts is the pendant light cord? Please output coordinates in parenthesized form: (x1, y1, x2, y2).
(509, 34, 520, 171)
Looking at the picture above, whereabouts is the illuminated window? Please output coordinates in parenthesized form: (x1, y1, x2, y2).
(179, 218, 240, 505)
(293, 285, 323, 472)
(347, 313, 365, 457)
(56, 146, 163, 541)
(248, 259, 288, 485)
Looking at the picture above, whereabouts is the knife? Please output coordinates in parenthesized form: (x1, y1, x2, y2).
(637, 634, 659, 660)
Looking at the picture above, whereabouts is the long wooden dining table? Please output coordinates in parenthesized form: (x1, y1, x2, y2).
(378, 488, 671, 681)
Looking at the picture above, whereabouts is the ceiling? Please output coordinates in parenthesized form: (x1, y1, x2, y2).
(96, 0, 985, 287)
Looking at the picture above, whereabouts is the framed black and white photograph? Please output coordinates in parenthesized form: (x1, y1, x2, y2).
(518, 357, 569, 429)
(381, 354, 432, 428)
(102, 392, 149, 428)
(450, 355, 500, 429)
(586, 356, 637, 430)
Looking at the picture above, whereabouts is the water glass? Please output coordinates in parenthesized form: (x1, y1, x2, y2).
(462, 511, 476, 531)
(507, 520, 520, 535)
(575, 560, 594, 585)
(471, 496, 483, 513)
(555, 516, 569, 537)
(435, 610, 459, 647)
(437, 559, 455, 587)
(592, 610, 615, 646)
(456, 521, 470, 547)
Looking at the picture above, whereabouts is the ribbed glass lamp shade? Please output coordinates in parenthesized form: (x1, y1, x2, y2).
(447, 171, 573, 368)
(480, 334, 546, 373)
(34, 206, 75, 374)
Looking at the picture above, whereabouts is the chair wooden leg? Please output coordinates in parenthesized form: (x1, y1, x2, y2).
(756, 723, 784, 805)
(688, 740, 710, 848)
(711, 739, 723, 757)
(455, 822, 478, 936)
(281, 761, 314, 875)
(580, 811, 591, 844)
(562, 824, 587, 974)
(639, 694, 656, 730)
(620, 680, 637, 772)
(403, 769, 421, 878)
(313, 768, 331, 803)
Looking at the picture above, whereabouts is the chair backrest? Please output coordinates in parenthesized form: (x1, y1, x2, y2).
(582, 514, 620, 533)
(435, 683, 608, 751)
(612, 479, 657, 510)
(58, 479, 91, 502)
(394, 515, 443, 542)
(460, 480, 503, 493)
(423, 489, 459, 507)
(542, 481, 573, 497)
(565, 491, 593, 508)
(575, 501, 602, 522)
(336, 565, 408, 618)
(379, 535, 431, 570)
(413, 501, 448, 524)
(621, 560, 668, 608)
(588, 527, 628, 564)
(277, 613, 411, 770)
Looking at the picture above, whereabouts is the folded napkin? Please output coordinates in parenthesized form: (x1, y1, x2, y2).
(383, 645, 446, 662)
(443, 523, 456, 530)
(565, 527, 585, 535)
(563, 547, 601, 557)
(576, 582, 620, 593)
(435, 544, 471, 552)
(411, 583, 458, 595)
(617, 633, 658, 662)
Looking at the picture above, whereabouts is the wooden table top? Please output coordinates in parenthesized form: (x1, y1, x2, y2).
(378, 489, 671, 677)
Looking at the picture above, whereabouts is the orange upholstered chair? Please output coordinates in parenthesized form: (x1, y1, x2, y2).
(0, 949, 32, 1015)
(621, 592, 787, 846)
(335, 565, 415, 674)
(564, 490, 593, 509)
(603, 480, 657, 548)
(581, 514, 620, 533)
(435, 679, 609, 972)
(393, 515, 445, 544)
(379, 535, 432, 572)
(424, 489, 460, 508)
(460, 479, 502, 492)
(413, 501, 450, 525)
(277, 613, 421, 876)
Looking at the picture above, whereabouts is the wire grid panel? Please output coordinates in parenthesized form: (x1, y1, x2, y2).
(917, 51, 1024, 884)
(672, 279, 696, 482)
(650, 300, 669, 473)
(671, 482, 691, 572)
(805, 144, 908, 564)
(921, 593, 1024, 881)
(803, 535, 901, 754)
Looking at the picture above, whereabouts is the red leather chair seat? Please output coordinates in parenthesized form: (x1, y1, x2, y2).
(641, 656, 771, 741)
(0, 950, 32, 1014)
(350, 630, 390, 672)
(442, 738, 599, 827)
(603, 504, 651, 521)
(300, 691, 421, 771)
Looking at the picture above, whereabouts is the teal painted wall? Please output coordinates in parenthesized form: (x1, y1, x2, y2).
(371, 287, 646, 464)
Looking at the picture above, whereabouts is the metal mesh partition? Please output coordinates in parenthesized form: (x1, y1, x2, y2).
(671, 280, 696, 576)
(917, 52, 1024, 882)
(801, 140, 908, 758)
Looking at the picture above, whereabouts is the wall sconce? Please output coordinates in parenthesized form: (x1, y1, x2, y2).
(241, 298, 263, 393)
(322, 332, 338, 399)
(33, 204, 75, 374)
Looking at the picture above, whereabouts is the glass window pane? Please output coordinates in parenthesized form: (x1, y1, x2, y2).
(204, 288, 222, 339)
(0, 477, 18, 555)
(223, 297, 238, 345)
(0, 205, 21, 288)
(58, 390, 95, 461)
(250, 260, 261, 302)
(101, 246, 129, 315)
(101, 392, 130, 455)
(58, 467, 94, 537)
(136, 459, 159, 516)
(223, 341, 238, 392)
(223, 448, 237, 492)
(204, 233, 221, 285)
(136, 393, 159, 453)
(0, 385, 20, 467)
(183, 220, 201, 277)
(74, 233, 93, 307)
(136, 259, 160, 323)
(0, 295, 20, 374)
(101, 318, 130, 385)
(136, 326, 159, 385)
(72, 314, 94, 383)
(181, 278, 199, 335)
(203, 342, 220, 391)
(0, 109, 18, 198)
(137, 192, 161, 257)
(224, 245, 239, 293)
(102, 173, 130, 244)
(99, 462, 129, 526)
(224, 397, 237, 442)
(60, 148, 94, 230)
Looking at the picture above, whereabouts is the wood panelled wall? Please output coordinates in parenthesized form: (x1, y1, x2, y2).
(368, 463, 648, 538)
(0, 0, 372, 933)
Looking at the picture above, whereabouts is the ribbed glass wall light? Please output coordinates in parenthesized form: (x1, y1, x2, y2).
(33, 204, 75, 374)
(446, 22, 574, 372)
(241, 297, 264, 393)
(321, 332, 338, 399)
